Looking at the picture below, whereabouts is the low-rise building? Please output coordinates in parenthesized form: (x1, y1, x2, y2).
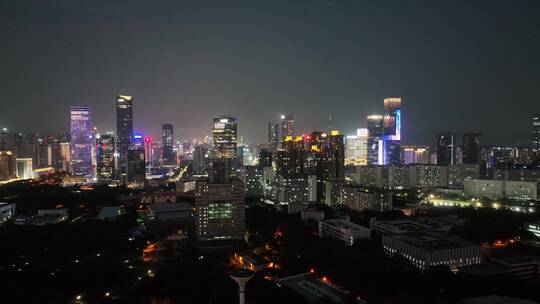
(318, 218, 371, 246)
(278, 273, 352, 304)
(148, 202, 193, 221)
(382, 230, 483, 270)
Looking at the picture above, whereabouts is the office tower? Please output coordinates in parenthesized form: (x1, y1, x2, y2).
(96, 133, 115, 182)
(70, 106, 93, 177)
(162, 124, 175, 166)
(345, 128, 368, 166)
(209, 158, 233, 184)
(381, 97, 402, 165)
(367, 115, 384, 165)
(268, 121, 280, 152)
(437, 133, 456, 165)
(192, 145, 209, 175)
(127, 133, 146, 186)
(462, 132, 481, 164)
(195, 178, 245, 242)
(533, 114, 540, 151)
(280, 114, 295, 147)
(212, 116, 238, 159)
(116, 95, 133, 182)
(401, 145, 430, 164)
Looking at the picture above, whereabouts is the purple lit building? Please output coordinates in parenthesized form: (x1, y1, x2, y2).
(70, 106, 93, 177)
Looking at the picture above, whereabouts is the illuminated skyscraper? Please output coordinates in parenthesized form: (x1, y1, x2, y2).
(533, 114, 540, 151)
(96, 133, 115, 182)
(367, 115, 383, 165)
(381, 97, 402, 165)
(162, 123, 175, 166)
(280, 114, 294, 147)
(345, 128, 368, 166)
(70, 106, 93, 177)
(212, 116, 238, 159)
(437, 133, 455, 165)
(462, 132, 481, 164)
(116, 95, 133, 182)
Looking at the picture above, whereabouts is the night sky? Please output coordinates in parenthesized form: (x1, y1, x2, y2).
(1, 0, 539, 145)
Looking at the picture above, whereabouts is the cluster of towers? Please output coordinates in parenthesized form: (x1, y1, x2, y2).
(69, 95, 177, 185)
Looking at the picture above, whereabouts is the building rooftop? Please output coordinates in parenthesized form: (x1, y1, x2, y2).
(322, 218, 369, 231)
(393, 230, 478, 251)
(148, 202, 193, 213)
(278, 273, 350, 304)
(98, 206, 125, 219)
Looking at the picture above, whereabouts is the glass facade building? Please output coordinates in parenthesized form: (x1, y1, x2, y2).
(70, 106, 93, 177)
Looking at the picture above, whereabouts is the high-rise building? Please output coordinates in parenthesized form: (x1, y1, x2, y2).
(162, 124, 175, 166)
(437, 133, 456, 165)
(367, 115, 384, 165)
(533, 114, 540, 151)
(212, 116, 238, 159)
(195, 178, 245, 242)
(401, 145, 430, 164)
(192, 145, 209, 175)
(127, 133, 146, 186)
(324, 130, 345, 181)
(280, 114, 295, 147)
(96, 133, 115, 182)
(382, 97, 402, 165)
(116, 95, 133, 182)
(345, 128, 368, 166)
(268, 121, 280, 152)
(462, 132, 481, 164)
(70, 106, 93, 177)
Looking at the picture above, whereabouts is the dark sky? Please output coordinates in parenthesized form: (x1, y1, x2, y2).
(1, 0, 539, 145)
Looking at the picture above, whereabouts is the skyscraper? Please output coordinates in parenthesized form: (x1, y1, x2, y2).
(280, 114, 294, 147)
(382, 97, 402, 165)
(533, 114, 540, 151)
(96, 133, 115, 182)
(345, 128, 368, 166)
(324, 130, 345, 181)
(367, 115, 384, 165)
(268, 121, 280, 152)
(212, 116, 238, 159)
(162, 123, 175, 166)
(437, 133, 456, 165)
(127, 133, 146, 186)
(70, 106, 93, 177)
(116, 95, 133, 182)
(462, 132, 481, 164)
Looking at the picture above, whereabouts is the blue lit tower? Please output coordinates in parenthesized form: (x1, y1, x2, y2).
(70, 106, 93, 177)
(380, 97, 402, 165)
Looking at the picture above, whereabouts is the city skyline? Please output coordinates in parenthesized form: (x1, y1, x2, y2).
(1, 0, 539, 145)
